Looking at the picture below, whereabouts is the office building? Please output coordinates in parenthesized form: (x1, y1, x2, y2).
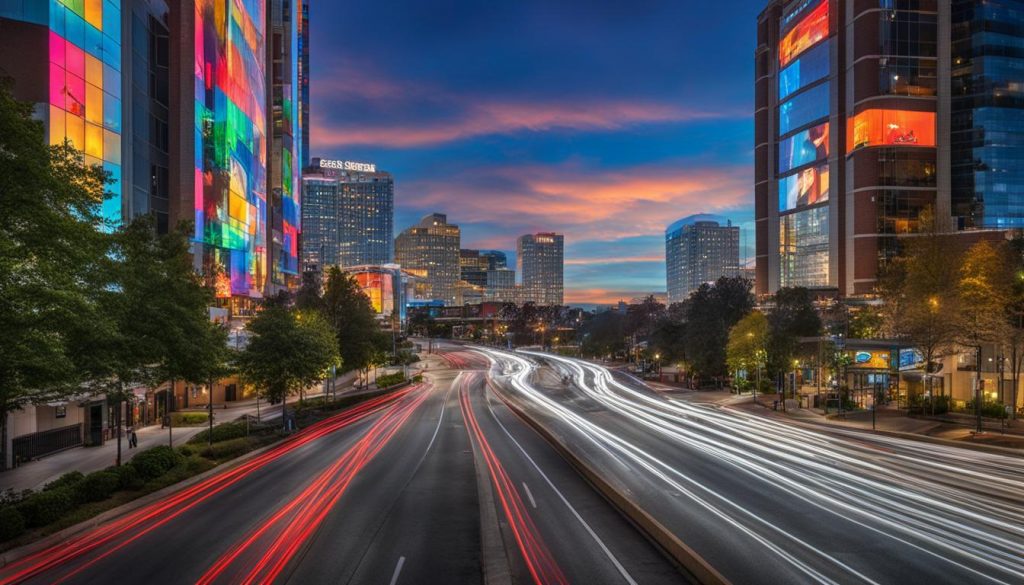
(266, 0, 306, 293)
(951, 0, 1024, 228)
(460, 249, 490, 287)
(665, 215, 740, 304)
(0, 1, 126, 227)
(517, 233, 564, 306)
(756, 0, 1014, 297)
(299, 0, 310, 168)
(301, 158, 393, 272)
(395, 213, 461, 306)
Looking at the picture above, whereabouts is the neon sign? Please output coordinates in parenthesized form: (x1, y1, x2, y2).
(319, 159, 376, 172)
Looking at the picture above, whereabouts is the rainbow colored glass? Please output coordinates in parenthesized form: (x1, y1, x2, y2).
(195, 0, 268, 298)
(47, 0, 123, 226)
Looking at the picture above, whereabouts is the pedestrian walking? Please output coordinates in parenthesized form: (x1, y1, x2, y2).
(129, 427, 138, 449)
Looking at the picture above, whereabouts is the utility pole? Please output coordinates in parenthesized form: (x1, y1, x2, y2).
(976, 345, 983, 434)
(208, 378, 214, 446)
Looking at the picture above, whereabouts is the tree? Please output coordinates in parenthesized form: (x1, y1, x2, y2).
(766, 287, 822, 389)
(727, 311, 768, 389)
(238, 305, 340, 428)
(579, 310, 626, 358)
(1006, 236, 1024, 420)
(879, 208, 961, 408)
(0, 83, 111, 468)
(682, 276, 754, 380)
(957, 240, 1012, 427)
(317, 268, 385, 374)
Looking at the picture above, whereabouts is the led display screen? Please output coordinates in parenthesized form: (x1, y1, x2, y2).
(195, 0, 268, 298)
(778, 121, 829, 174)
(47, 1, 123, 226)
(779, 40, 829, 100)
(847, 109, 936, 152)
(354, 270, 395, 316)
(779, 0, 828, 68)
(779, 205, 829, 288)
(778, 81, 829, 136)
(848, 351, 892, 370)
(779, 163, 829, 211)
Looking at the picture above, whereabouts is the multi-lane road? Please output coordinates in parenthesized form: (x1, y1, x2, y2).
(2, 342, 1022, 584)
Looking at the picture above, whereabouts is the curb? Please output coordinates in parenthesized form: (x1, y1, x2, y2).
(464, 401, 515, 585)
(737, 403, 1024, 457)
(493, 390, 730, 585)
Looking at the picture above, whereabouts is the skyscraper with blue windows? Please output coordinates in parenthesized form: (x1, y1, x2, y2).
(951, 0, 1024, 229)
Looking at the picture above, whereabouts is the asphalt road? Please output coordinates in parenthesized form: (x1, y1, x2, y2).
(0, 349, 684, 585)
(476, 347, 1024, 585)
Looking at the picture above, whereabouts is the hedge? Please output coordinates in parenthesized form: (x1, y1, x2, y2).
(111, 463, 144, 490)
(17, 488, 75, 528)
(0, 506, 25, 542)
(43, 471, 84, 492)
(188, 421, 249, 445)
(375, 372, 406, 388)
(171, 412, 209, 426)
(129, 446, 180, 480)
(74, 471, 121, 503)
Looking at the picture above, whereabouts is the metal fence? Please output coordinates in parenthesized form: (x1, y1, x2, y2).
(11, 423, 83, 467)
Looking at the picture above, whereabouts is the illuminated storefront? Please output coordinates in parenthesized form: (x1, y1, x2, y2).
(47, 0, 124, 226)
(847, 109, 936, 152)
(194, 0, 268, 299)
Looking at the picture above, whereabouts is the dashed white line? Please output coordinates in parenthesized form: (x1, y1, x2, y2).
(389, 556, 406, 585)
(521, 481, 537, 508)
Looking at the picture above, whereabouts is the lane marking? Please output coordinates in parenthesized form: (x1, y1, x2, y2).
(389, 556, 405, 585)
(484, 392, 638, 585)
(522, 482, 537, 509)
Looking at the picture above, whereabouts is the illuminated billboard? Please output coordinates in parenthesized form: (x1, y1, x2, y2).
(778, 121, 829, 174)
(847, 351, 892, 370)
(195, 0, 268, 298)
(778, 81, 829, 136)
(353, 268, 397, 317)
(847, 109, 936, 152)
(779, 163, 829, 211)
(779, 40, 829, 101)
(46, 1, 123, 226)
(779, 0, 828, 68)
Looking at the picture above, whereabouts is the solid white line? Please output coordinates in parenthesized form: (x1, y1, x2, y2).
(521, 481, 537, 508)
(389, 556, 406, 585)
(485, 392, 638, 585)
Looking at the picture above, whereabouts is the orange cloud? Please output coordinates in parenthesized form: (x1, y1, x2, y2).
(564, 288, 657, 304)
(564, 256, 663, 266)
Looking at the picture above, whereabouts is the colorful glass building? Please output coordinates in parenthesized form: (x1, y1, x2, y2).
(1, 0, 124, 227)
(192, 0, 268, 300)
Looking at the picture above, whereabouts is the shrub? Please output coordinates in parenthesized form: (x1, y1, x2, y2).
(17, 488, 74, 527)
(43, 471, 84, 492)
(111, 463, 144, 490)
(198, 437, 251, 461)
(0, 506, 25, 542)
(130, 445, 180, 480)
(178, 445, 194, 457)
(375, 372, 406, 388)
(74, 471, 121, 503)
(188, 421, 248, 445)
(170, 412, 209, 426)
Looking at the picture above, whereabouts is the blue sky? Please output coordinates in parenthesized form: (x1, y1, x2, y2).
(309, 0, 764, 304)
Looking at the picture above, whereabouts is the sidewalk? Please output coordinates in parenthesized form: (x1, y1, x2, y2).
(0, 371, 371, 494)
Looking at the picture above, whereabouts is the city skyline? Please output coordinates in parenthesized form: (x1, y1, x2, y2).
(308, 0, 765, 304)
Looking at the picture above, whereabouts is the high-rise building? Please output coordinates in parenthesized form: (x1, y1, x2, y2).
(482, 250, 507, 270)
(0, 1, 126, 227)
(266, 0, 305, 294)
(301, 158, 393, 271)
(298, 0, 310, 169)
(395, 213, 461, 306)
(485, 268, 516, 302)
(665, 215, 740, 304)
(755, 0, 1008, 298)
(459, 249, 490, 287)
(951, 0, 1024, 229)
(517, 233, 564, 306)
(169, 0, 269, 305)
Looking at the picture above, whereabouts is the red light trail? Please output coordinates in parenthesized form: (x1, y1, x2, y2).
(459, 375, 569, 585)
(0, 386, 420, 585)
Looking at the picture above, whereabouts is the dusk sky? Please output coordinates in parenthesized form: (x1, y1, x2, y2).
(310, 0, 765, 305)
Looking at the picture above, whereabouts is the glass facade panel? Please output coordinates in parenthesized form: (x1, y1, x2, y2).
(779, 205, 829, 288)
(778, 81, 829, 136)
(779, 163, 829, 211)
(779, 0, 828, 67)
(778, 121, 829, 174)
(847, 109, 936, 151)
(779, 39, 829, 100)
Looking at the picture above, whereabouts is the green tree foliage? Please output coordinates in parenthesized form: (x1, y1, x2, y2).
(579, 310, 626, 358)
(727, 311, 768, 379)
(766, 287, 822, 377)
(303, 267, 388, 373)
(0, 83, 111, 467)
(957, 240, 1012, 351)
(681, 277, 754, 378)
(1006, 236, 1024, 419)
(238, 305, 340, 425)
